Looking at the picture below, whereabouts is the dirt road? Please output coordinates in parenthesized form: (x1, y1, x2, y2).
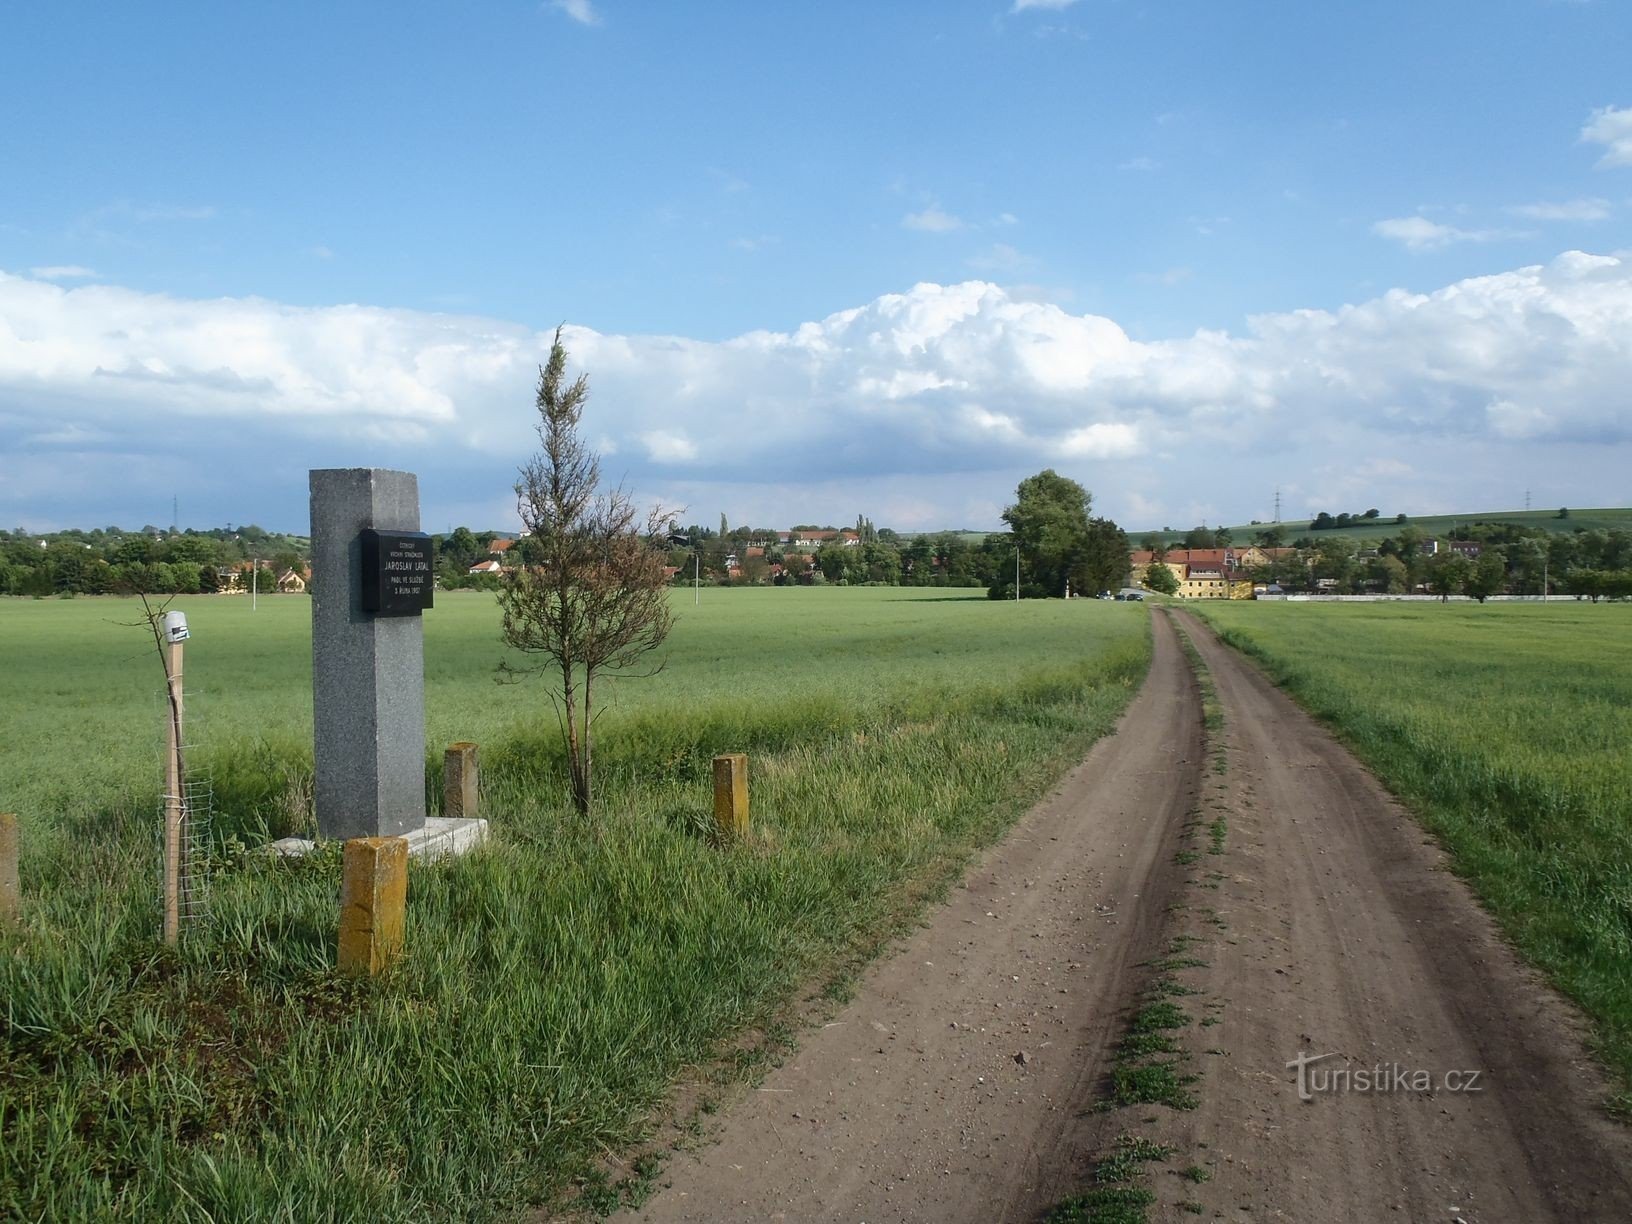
(617, 609, 1632, 1223)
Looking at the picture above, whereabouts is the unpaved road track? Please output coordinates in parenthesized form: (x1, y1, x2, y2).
(618, 610, 1632, 1223)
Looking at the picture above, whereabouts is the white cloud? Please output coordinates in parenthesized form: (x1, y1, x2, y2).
(641, 430, 697, 463)
(1135, 266, 1192, 287)
(1372, 215, 1518, 251)
(1059, 422, 1139, 458)
(4, 252, 1632, 529)
(729, 235, 778, 252)
(29, 265, 97, 281)
(1119, 156, 1159, 172)
(1582, 105, 1632, 169)
(902, 205, 964, 233)
(1507, 198, 1612, 222)
(966, 243, 1035, 272)
(1012, 0, 1079, 11)
(548, 0, 600, 26)
(130, 203, 215, 223)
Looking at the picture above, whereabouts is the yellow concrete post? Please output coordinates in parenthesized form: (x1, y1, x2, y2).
(712, 753, 749, 841)
(444, 742, 479, 819)
(0, 813, 18, 927)
(338, 836, 408, 975)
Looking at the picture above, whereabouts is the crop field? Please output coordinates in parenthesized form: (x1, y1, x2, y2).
(1191, 600, 1632, 1104)
(0, 588, 1149, 1220)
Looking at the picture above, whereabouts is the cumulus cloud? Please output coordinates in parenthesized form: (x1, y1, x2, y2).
(1582, 105, 1632, 169)
(29, 265, 97, 281)
(902, 205, 964, 233)
(548, 0, 600, 26)
(3, 252, 1631, 530)
(1507, 198, 1612, 222)
(966, 243, 1035, 272)
(1372, 216, 1517, 251)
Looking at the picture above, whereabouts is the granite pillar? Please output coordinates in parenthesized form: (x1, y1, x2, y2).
(310, 468, 429, 840)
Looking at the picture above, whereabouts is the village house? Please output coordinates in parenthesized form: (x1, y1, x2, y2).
(790, 529, 861, 548)
(1129, 548, 1254, 599)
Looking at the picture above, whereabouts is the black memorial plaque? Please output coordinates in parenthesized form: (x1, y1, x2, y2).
(360, 529, 435, 616)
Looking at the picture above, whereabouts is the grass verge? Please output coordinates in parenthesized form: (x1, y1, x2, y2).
(0, 596, 1150, 1219)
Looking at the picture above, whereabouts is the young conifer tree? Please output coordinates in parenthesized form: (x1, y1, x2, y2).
(499, 327, 674, 816)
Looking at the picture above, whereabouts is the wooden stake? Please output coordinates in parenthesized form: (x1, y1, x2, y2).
(712, 753, 749, 841)
(0, 813, 19, 928)
(338, 837, 408, 975)
(444, 742, 479, 819)
(162, 639, 185, 945)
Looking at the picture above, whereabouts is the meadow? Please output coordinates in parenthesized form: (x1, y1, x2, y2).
(0, 588, 1149, 1220)
(1191, 600, 1632, 1108)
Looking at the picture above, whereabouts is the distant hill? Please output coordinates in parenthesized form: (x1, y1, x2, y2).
(1132, 507, 1632, 546)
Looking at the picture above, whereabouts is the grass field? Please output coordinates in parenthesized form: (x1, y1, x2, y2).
(1191, 600, 1632, 1108)
(0, 588, 1149, 1220)
(1137, 506, 1632, 545)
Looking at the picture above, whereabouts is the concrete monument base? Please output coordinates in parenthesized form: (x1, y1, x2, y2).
(269, 815, 488, 861)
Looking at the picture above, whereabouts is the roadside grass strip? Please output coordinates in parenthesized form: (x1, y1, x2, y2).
(0, 594, 1152, 1221)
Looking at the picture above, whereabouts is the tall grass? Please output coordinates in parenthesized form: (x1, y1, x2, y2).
(0, 589, 1149, 1219)
(1192, 601, 1632, 1109)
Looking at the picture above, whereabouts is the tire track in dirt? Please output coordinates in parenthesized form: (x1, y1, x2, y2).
(1155, 609, 1632, 1222)
(617, 610, 1205, 1223)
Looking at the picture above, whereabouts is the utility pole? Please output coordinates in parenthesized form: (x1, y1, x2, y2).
(1274, 487, 1282, 524)
(1015, 546, 1020, 602)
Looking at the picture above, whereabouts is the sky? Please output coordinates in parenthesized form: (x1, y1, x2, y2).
(2, 0, 1630, 535)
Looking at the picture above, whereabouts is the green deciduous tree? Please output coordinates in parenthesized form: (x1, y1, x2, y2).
(999, 469, 1125, 598)
(1463, 549, 1508, 603)
(1427, 553, 1471, 602)
(1142, 560, 1180, 596)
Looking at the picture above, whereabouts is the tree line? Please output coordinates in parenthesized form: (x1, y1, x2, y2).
(0, 526, 307, 597)
(1231, 522, 1632, 601)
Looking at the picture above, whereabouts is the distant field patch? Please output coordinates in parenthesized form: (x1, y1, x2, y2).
(1192, 600, 1632, 1107)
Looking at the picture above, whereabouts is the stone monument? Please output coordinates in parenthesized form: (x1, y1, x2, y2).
(309, 468, 433, 841)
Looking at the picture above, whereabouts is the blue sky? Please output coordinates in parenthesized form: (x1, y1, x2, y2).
(3, 0, 1630, 534)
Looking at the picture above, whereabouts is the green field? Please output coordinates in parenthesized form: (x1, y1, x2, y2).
(1138, 506, 1632, 544)
(1191, 600, 1632, 1108)
(0, 589, 1149, 1220)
